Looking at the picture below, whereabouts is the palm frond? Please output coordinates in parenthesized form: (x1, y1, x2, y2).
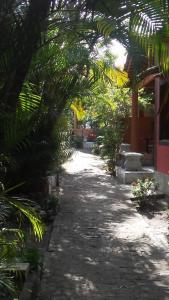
(0, 270, 15, 296)
(7, 197, 45, 241)
(93, 60, 128, 86)
(70, 101, 86, 121)
(19, 83, 42, 112)
(130, 0, 169, 75)
(2, 82, 42, 152)
(0, 228, 24, 263)
(0, 182, 45, 242)
(96, 18, 117, 38)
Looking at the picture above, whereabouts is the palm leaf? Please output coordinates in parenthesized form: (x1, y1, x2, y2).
(0, 271, 15, 295)
(0, 182, 45, 242)
(19, 85, 42, 112)
(96, 18, 117, 38)
(130, 0, 169, 75)
(7, 197, 45, 241)
(70, 101, 86, 121)
(93, 60, 128, 86)
(2, 82, 42, 152)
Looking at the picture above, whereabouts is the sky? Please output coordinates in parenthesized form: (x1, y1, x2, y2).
(97, 40, 127, 69)
(110, 40, 127, 69)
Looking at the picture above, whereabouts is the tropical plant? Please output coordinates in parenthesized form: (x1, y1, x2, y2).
(0, 82, 44, 190)
(132, 177, 159, 207)
(0, 0, 118, 110)
(0, 183, 44, 297)
(0, 270, 15, 298)
(22, 247, 42, 271)
(0, 1, 160, 297)
(93, 1, 161, 85)
(130, 0, 169, 76)
(73, 66, 130, 173)
(72, 136, 84, 149)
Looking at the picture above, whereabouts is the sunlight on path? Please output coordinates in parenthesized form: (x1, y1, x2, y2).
(63, 150, 105, 174)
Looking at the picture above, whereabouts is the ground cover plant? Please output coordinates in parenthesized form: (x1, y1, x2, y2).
(132, 177, 159, 208)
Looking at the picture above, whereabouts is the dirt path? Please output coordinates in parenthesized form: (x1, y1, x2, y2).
(38, 150, 169, 300)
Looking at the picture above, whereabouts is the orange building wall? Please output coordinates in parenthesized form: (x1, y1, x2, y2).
(156, 145, 169, 174)
(124, 116, 154, 153)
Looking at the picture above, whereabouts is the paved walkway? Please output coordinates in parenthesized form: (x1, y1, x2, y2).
(38, 151, 169, 300)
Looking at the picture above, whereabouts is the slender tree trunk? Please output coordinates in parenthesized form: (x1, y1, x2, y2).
(1, 0, 51, 111)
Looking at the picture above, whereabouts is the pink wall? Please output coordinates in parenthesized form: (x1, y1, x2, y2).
(157, 145, 169, 174)
(155, 77, 169, 174)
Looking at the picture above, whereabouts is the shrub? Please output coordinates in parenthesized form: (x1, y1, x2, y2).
(92, 143, 100, 155)
(100, 126, 123, 174)
(72, 136, 83, 149)
(132, 178, 159, 201)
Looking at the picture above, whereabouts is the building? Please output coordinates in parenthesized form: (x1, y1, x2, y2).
(125, 55, 169, 193)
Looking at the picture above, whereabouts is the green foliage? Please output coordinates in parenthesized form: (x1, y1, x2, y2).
(0, 1, 165, 296)
(22, 247, 42, 271)
(97, 18, 117, 38)
(92, 143, 100, 155)
(80, 82, 131, 128)
(73, 49, 131, 173)
(130, 0, 169, 76)
(0, 271, 15, 298)
(52, 116, 73, 167)
(132, 178, 159, 201)
(100, 125, 124, 174)
(80, 87, 130, 173)
(0, 1, 138, 193)
(2, 83, 42, 152)
(0, 183, 44, 297)
(9, 198, 45, 241)
(72, 136, 83, 149)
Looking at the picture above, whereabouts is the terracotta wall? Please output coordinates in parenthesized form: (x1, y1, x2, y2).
(73, 128, 96, 141)
(156, 145, 169, 174)
(124, 116, 154, 153)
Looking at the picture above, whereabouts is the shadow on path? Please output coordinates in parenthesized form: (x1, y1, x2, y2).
(38, 151, 169, 300)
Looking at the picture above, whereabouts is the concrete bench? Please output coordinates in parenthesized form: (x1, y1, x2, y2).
(122, 152, 143, 171)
